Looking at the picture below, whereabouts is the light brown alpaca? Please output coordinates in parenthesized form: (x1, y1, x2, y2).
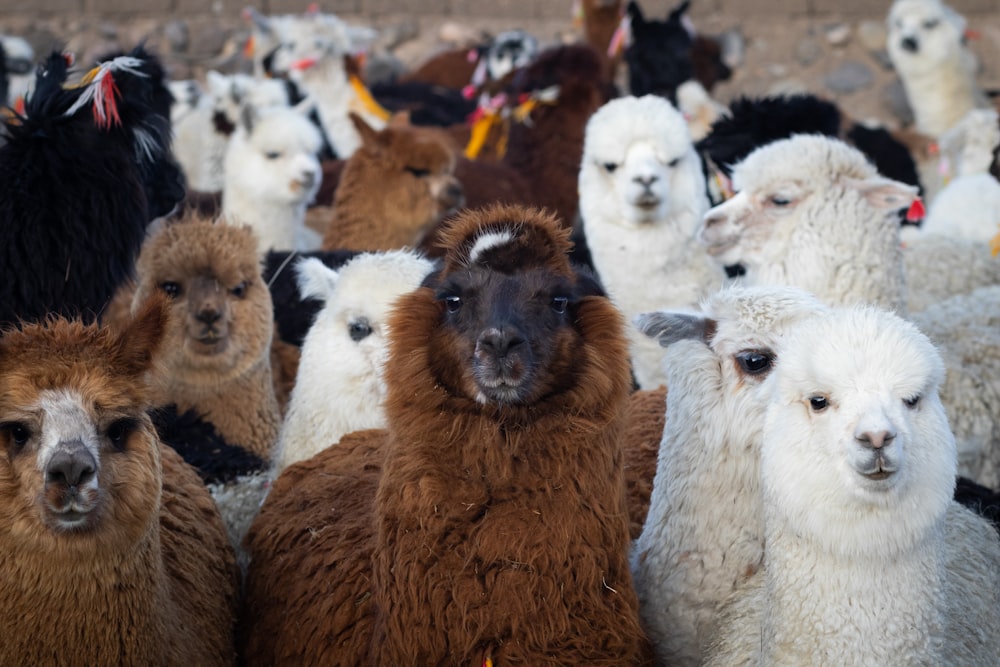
(132, 215, 279, 460)
(0, 298, 239, 666)
(321, 113, 464, 252)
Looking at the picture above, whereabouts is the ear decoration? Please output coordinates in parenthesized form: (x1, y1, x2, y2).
(64, 56, 148, 129)
(607, 14, 632, 57)
(905, 197, 925, 224)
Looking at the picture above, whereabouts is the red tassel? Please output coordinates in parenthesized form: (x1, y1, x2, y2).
(906, 197, 925, 223)
(94, 71, 122, 129)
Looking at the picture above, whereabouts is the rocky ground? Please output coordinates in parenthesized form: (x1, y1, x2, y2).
(2, 8, 1000, 131)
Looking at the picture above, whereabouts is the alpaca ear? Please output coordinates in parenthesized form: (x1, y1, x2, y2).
(635, 311, 716, 347)
(627, 1, 646, 27)
(243, 6, 274, 35)
(116, 294, 170, 377)
(388, 110, 411, 128)
(205, 70, 229, 96)
(294, 257, 340, 302)
(350, 112, 380, 146)
(845, 176, 919, 213)
(292, 95, 317, 117)
(240, 103, 257, 134)
(668, 0, 692, 22)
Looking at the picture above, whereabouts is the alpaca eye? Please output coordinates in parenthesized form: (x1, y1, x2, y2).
(160, 281, 182, 298)
(265, 151, 282, 160)
(406, 166, 430, 178)
(769, 196, 791, 207)
(904, 395, 921, 409)
(603, 162, 618, 173)
(106, 418, 136, 451)
(230, 281, 249, 298)
(809, 396, 829, 412)
(923, 19, 939, 29)
(348, 318, 373, 342)
(667, 157, 681, 168)
(1, 422, 31, 450)
(551, 296, 569, 314)
(735, 350, 774, 376)
(444, 295, 462, 313)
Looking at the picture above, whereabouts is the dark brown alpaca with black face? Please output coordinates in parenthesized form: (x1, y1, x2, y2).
(240, 204, 653, 666)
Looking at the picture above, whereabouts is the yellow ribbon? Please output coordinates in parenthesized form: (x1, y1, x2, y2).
(348, 75, 391, 123)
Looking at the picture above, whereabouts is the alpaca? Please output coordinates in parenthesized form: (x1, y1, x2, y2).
(0, 48, 184, 328)
(887, 0, 989, 138)
(697, 133, 1000, 486)
(0, 297, 239, 666)
(242, 204, 653, 665)
(272, 250, 435, 473)
(631, 285, 830, 667)
(705, 304, 1000, 666)
(0, 33, 34, 108)
(579, 0, 626, 83)
(321, 113, 464, 252)
(173, 71, 291, 194)
(579, 94, 720, 389)
(221, 101, 323, 253)
(130, 215, 280, 550)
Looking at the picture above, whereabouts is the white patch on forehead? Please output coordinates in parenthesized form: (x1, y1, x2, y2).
(35, 389, 100, 472)
(468, 230, 514, 264)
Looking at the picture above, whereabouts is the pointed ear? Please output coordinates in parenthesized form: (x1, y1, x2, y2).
(205, 70, 228, 95)
(115, 294, 170, 377)
(634, 311, 716, 348)
(388, 110, 411, 128)
(295, 257, 340, 302)
(350, 111, 381, 146)
(668, 0, 692, 22)
(627, 1, 646, 26)
(243, 6, 273, 35)
(292, 94, 317, 117)
(845, 176, 919, 213)
(240, 103, 257, 134)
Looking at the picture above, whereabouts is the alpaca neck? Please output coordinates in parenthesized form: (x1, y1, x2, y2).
(298, 59, 373, 159)
(0, 527, 177, 665)
(902, 59, 983, 137)
(761, 520, 945, 666)
(222, 188, 307, 254)
(167, 356, 280, 459)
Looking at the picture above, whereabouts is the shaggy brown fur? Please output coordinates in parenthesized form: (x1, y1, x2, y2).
(241, 204, 652, 665)
(582, 0, 626, 83)
(0, 299, 238, 666)
(624, 386, 667, 539)
(401, 47, 479, 90)
(132, 214, 279, 459)
(321, 113, 464, 252)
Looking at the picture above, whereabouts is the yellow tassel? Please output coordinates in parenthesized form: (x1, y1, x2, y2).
(464, 112, 497, 159)
(990, 229, 1000, 258)
(349, 75, 391, 123)
(512, 98, 537, 124)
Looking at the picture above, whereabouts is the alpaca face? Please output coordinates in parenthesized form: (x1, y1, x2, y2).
(762, 306, 956, 554)
(625, 0, 695, 101)
(0, 304, 165, 552)
(887, 0, 966, 76)
(484, 30, 538, 82)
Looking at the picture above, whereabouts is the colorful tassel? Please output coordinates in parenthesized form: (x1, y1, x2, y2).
(349, 75, 392, 122)
(63, 56, 148, 130)
(905, 197, 925, 224)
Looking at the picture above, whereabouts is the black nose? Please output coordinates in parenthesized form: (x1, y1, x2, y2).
(477, 328, 524, 357)
(901, 36, 919, 53)
(46, 444, 97, 488)
(196, 307, 221, 325)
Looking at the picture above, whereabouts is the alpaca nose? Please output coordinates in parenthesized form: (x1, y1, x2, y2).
(301, 170, 317, 189)
(46, 443, 97, 488)
(901, 36, 919, 53)
(477, 327, 525, 357)
(196, 307, 222, 325)
(634, 174, 658, 189)
(856, 429, 896, 450)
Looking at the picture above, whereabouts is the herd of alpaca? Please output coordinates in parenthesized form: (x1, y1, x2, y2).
(3, 0, 1000, 663)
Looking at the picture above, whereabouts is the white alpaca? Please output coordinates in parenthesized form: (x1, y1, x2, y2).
(887, 0, 989, 138)
(579, 94, 719, 389)
(699, 133, 914, 312)
(173, 72, 291, 193)
(675, 79, 729, 142)
(222, 102, 322, 253)
(631, 285, 829, 667)
(706, 305, 1000, 666)
(272, 251, 434, 473)
(697, 134, 1000, 485)
(263, 10, 385, 159)
(905, 173, 1000, 247)
(1, 34, 34, 107)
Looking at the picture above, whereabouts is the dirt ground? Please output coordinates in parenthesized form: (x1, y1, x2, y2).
(4, 7, 1000, 132)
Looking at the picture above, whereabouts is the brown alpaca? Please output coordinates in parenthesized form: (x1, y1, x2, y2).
(0, 298, 238, 666)
(242, 204, 653, 665)
(624, 386, 668, 539)
(321, 113, 464, 252)
(132, 215, 279, 460)
(582, 0, 626, 83)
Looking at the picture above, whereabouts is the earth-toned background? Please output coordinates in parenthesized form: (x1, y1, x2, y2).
(2, 1, 1000, 131)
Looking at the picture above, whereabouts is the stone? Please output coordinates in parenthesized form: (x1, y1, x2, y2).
(794, 36, 823, 66)
(825, 23, 851, 47)
(883, 78, 914, 126)
(823, 60, 874, 93)
(164, 19, 189, 53)
(719, 28, 745, 69)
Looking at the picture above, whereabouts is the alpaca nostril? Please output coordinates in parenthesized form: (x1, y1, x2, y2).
(901, 36, 919, 52)
(46, 445, 97, 488)
(634, 174, 658, 188)
(857, 430, 896, 450)
(196, 307, 221, 325)
(478, 329, 524, 357)
(702, 211, 725, 229)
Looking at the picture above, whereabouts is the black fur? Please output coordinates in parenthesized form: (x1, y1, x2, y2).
(0, 47, 184, 327)
(370, 80, 476, 127)
(846, 123, 923, 194)
(152, 405, 266, 485)
(264, 249, 359, 346)
(625, 0, 694, 103)
(954, 475, 1000, 537)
